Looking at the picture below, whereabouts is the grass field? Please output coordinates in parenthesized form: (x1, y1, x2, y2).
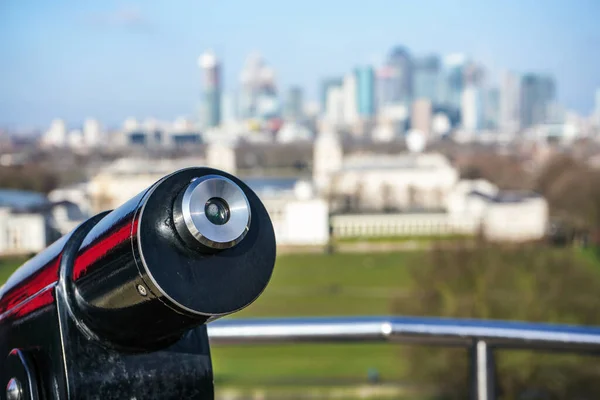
(208, 251, 442, 399)
(210, 251, 425, 395)
(233, 252, 420, 318)
(0, 256, 27, 284)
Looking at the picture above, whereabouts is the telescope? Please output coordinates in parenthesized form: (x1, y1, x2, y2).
(0, 168, 276, 400)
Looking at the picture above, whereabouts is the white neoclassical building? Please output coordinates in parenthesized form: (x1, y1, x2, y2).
(314, 128, 458, 212)
(315, 129, 549, 242)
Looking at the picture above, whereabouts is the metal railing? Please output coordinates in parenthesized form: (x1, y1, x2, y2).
(208, 316, 600, 400)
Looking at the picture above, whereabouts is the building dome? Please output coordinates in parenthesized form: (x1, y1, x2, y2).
(277, 122, 314, 143)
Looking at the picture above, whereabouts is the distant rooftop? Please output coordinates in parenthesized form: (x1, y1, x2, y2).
(470, 190, 542, 204)
(243, 177, 299, 197)
(341, 153, 451, 171)
(0, 189, 48, 210)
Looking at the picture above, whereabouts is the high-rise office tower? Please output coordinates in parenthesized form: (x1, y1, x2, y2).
(411, 99, 433, 136)
(239, 52, 277, 119)
(441, 54, 467, 113)
(499, 71, 521, 132)
(83, 118, 102, 147)
(325, 84, 344, 125)
(484, 88, 500, 130)
(284, 86, 304, 121)
(342, 73, 359, 125)
(221, 93, 237, 125)
(381, 46, 413, 106)
(355, 66, 376, 118)
(462, 85, 483, 132)
(198, 50, 221, 128)
(520, 74, 556, 128)
(413, 55, 440, 104)
(42, 119, 68, 147)
(320, 78, 343, 113)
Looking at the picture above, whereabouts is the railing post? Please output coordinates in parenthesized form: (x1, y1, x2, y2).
(470, 339, 496, 400)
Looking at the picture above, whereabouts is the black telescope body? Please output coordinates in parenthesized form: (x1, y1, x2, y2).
(0, 167, 276, 399)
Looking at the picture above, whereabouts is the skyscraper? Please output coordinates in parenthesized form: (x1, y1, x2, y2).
(320, 78, 343, 113)
(239, 53, 277, 120)
(484, 88, 500, 130)
(284, 86, 304, 121)
(325, 84, 344, 125)
(413, 55, 440, 104)
(462, 85, 483, 132)
(355, 66, 376, 118)
(198, 51, 221, 128)
(42, 119, 67, 147)
(499, 71, 521, 132)
(381, 46, 413, 106)
(441, 54, 467, 113)
(342, 73, 359, 125)
(520, 74, 556, 128)
(411, 99, 433, 136)
(83, 118, 102, 147)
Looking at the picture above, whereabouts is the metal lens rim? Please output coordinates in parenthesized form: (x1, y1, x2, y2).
(180, 175, 250, 249)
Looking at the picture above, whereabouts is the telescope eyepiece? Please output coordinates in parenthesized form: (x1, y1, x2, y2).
(173, 175, 251, 251)
(205, 197, 230, 225)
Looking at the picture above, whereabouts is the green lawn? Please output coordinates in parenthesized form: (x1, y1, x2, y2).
(212, 343, 410, 386)
(0, 256, 27, 284)
(212, 251, 427, 394)
(234, 252, 419, 318)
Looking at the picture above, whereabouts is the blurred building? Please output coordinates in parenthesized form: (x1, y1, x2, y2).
(239, 53, 278, 120)
(432, 113, 451, 136)
(246, 178, 329, 246)
(411, 99, 432, 137)
(520, 74, 556, 128)
(379, 104, 408, 138)
(206, 143, 236, 175)
(199, 50, 222, 128)
(441, 54, 467, 113)
(67, 129, 84, 149)
(484, 88, 500, 129)
(324, 84, 344, 126)
(49, 183, 92, 216)
(83, 118, 102, 147)
(277, 122, 314, 144)
(462, 85, 484, 132)
(284, 86, 304, 121)
(313, 129, 457, 210)
(118, 119, 203, 148)
(342, 73, 359, 126)
(221, 93, 237, 125)
(355, 66, 376, 118)
(413, 55, 440, 104)
(499, 71, 521, 132)
(41, 119, 67, 147)
(313, 132, 548, 242)
(320, 78, 343, 113)
(0, 190, 87, 255)
(381, 46, 413, 106)
(0, 209, 47, 255)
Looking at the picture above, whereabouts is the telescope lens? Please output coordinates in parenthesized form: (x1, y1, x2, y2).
(205, 197, 230, 225)
(173, 174, 251, 251)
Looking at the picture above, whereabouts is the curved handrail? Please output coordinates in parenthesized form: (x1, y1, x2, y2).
(208, 316, 600, 352)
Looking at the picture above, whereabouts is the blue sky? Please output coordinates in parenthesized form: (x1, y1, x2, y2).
(1, 0, 599, 128)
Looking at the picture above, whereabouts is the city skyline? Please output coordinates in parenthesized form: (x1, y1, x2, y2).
(1, 0, 599, 127)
